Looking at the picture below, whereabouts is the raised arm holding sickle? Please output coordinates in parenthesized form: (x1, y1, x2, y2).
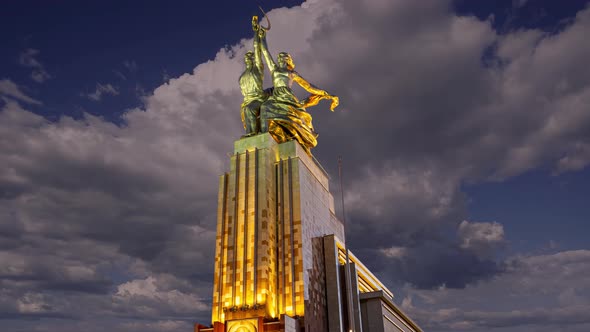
(257, 22, 339, 155)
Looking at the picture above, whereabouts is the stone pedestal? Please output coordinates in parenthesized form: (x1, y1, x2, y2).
(202, 134, 422, 332)
(211, 134, 343, 327)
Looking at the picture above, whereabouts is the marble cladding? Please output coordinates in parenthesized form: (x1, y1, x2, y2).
(303, 237, 329, 332)
(212, 134, 279, 323)
(283, 315, 299, 332)
(275, 140, 345, 319)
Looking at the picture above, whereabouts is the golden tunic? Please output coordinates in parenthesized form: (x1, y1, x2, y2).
(258, 30, 339, 155)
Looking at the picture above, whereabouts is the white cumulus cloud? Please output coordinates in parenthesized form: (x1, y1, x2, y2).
(458, 220, 505, 258)
(0, 79, 41, 105)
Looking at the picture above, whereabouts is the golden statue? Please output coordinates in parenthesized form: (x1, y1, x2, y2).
(255, 18, 339, 154)
(239, 16, 268, 137)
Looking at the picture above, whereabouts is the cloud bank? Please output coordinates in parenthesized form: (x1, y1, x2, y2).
(1, 0, 589, 331)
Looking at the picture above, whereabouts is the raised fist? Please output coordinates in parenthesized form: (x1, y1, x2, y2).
(252, 16, 259, 31)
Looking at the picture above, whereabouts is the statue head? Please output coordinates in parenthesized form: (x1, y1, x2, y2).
(244, 51, 254, 69)
(278, 52, 295, 70)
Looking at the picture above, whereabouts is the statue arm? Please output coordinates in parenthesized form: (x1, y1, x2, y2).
(254, 30, 264, 74)
(292, 73, 328, 96)
(293, 73, 339, 111)
(259, 30, 277, 73)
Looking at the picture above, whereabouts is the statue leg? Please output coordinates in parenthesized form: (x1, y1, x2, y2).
(260, 103, 269, 133)
(244, 102, 261, 135)
(240, 109, 247, 131)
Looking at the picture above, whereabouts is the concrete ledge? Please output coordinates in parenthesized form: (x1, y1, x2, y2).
(234, 133, 278, 154)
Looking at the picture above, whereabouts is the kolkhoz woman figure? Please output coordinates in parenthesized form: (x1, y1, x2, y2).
(258, 28, 339, 155)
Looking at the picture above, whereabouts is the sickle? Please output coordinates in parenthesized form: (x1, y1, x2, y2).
(258, 5, 271, 31)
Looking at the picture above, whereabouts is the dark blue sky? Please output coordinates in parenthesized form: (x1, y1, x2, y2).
(1, 1, 590, 331)
(1, 0, 303, 122)
(453, 0, 590, 257)
(465, 168, 590, 254)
